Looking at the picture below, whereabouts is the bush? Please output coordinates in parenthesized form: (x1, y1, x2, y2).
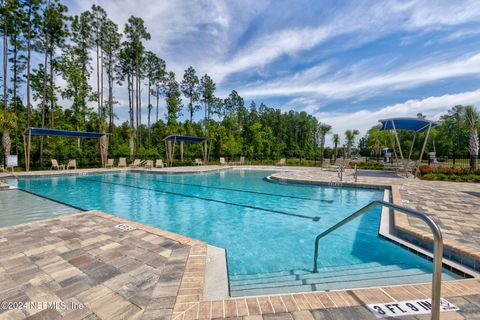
(352, 162, 384, 170)
(418, 165, 480, 176)
(418, 165, 480, 182)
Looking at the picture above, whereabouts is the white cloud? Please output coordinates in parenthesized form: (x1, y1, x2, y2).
(318, 89, 480, 143)
(238, 51, 480, 101)
(208, 0, 480, 82)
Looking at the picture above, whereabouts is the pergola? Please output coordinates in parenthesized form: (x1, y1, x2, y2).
(379, 118, 438, 174)
(24, 128, 110, 171)
(163, 135, 212, 167)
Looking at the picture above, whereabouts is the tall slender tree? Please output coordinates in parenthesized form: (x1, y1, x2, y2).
(464, 106, 479, 169)
(90, 4, 107, 119)
(153, 57, 165, 123)
(101, 18, 120, 131)
(332, 133, 340, 160)
(123, 16, 150, 148)
(24, 0, 42, 128)
(200, 74, 216, 121)
(164, 71, 182, 126)
(143, 51, 162, 145)
(181, 66, 200, 122)
(345, 129, 360, 159)
(60, 10, 93, 147)
(317, 123, 331, 165)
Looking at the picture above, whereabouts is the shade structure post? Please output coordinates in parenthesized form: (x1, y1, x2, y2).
(23, 134, 27, 171)
(203, 140, 208, 164)
(408, 132, 417, 161)
(167, 140, 173, 167)
(419, 123, 432, 164)
(391, 120, 404, 161)
(180, 141, 184, 162)
(164, 140, 169, 166)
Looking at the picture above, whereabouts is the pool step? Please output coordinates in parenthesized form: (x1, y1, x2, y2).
(229, 262, 457, 297)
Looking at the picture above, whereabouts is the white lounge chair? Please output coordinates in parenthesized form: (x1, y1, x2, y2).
(66, 159, 77, 170)
(130, 159, 143, 168)
(51, 159, 65, 170)
(106, 159, 114, 168)
(220, 157, 228, 166)
(155, 159, 164, 168)
(118, 158, 127, 168)
(194, 158, 204, 166)
(276, 158, 286, 166)
(144, 160, 153, 169)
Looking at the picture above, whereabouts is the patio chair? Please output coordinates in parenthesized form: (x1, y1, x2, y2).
(118, 158, 127, 168)
(401, 160, 419, 178)
(155, 159, 164, 168)
(194, 158, 204, 166)
(66, 159, 77, 170)
(238, 156, 245, 165)
(51, 159, 65, 170)
(144, 160, 153, 169)
(220, 157, 228, 166)
(129, 159, 143, 168)
(106, 159, 114, 168)
(276, 158, 286, 166)
(324, 158, 348, 171)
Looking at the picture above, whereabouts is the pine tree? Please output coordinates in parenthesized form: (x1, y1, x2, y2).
(181, 66, 200, 122)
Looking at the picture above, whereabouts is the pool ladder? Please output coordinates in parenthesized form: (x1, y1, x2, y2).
(312, 200, 443, 320)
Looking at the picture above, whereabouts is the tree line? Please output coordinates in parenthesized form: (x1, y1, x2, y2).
(0, 0, 364, 168)
(1, 1, 478, 169)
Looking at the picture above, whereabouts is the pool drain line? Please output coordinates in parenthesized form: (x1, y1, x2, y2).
(127, 172, 334, 204)
(77, 176, 321, 222)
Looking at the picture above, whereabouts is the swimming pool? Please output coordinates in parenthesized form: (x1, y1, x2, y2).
(4, 170, 461, 295)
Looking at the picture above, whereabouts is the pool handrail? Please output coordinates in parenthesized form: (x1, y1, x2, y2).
(312, 200, 443, 320)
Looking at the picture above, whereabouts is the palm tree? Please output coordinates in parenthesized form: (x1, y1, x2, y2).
(464, 106, 479, 170)
(332, 134, 340, 160)
(345, 129, 360, 159)
(317, 123, 331, 166)
(0, 110, 17, 164)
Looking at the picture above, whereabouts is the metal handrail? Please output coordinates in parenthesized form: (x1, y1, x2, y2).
(313, 200, 443, 320)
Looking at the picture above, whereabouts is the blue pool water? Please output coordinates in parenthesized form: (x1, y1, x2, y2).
(5, 170, 451, 279)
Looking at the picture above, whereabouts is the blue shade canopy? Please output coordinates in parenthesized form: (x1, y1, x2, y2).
(163, 135, 212, 142)
(379, 118, 438, 132)
(24, 128, 108, 139)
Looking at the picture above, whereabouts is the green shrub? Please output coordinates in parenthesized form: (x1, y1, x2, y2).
(421, 172, 480, 182)
(351, 162, 384, 170)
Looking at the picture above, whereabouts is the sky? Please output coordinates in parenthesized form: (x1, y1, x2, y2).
(19, 0, 480, 140)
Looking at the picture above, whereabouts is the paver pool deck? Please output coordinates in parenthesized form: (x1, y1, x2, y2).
(0, 165, 479, 319)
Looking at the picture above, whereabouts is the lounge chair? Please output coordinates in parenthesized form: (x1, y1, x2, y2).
(194, 158, 204, 166)
(66, 159, 77, 170)
(106, 159, 114, 168)
(401, 160, 419, 177)
(65, 159, 77, 170)
(276, 158, 286, 166)
(144, 160, 153, 169)
(118, 158, 127, 168)
(220, 157, 228, 166)
(155, 159, 164, 168)
(51, 159, 65, 170)
(130, 159, 143, 168)
(324, 158, 348, 171)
